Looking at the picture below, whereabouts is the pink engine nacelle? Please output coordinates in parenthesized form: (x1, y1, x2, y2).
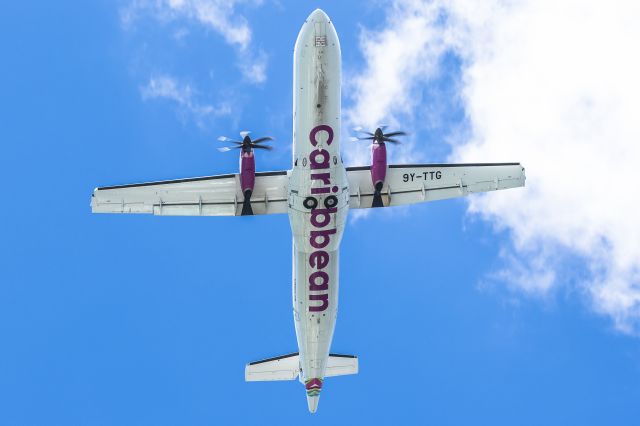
(370, 142, 387, 208)
(371, 142, 387, 190)
(240, 150, 256, 193)
(239, 150, 256, 215)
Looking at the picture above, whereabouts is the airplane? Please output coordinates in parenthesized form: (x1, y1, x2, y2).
(90, 8, 526, 413)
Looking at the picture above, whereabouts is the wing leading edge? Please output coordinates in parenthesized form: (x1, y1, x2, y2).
(91, 171, 289, 216)
(346, 163, 525, 209)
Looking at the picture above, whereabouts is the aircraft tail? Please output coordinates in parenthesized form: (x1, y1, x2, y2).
(245, 353, 358, 413)
(245, 353, 359, 382)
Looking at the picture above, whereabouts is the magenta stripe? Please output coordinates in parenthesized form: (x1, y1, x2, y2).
(305, 378, 323, 390)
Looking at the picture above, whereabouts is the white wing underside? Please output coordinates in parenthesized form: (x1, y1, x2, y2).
(91, 171, 289, 216)
(346, 163, 525, 209)
(91, 163, 524, 216)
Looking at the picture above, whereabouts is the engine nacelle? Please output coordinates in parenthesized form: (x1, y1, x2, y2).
(239, 151, 256, 215)
(370, 142, 387, 207)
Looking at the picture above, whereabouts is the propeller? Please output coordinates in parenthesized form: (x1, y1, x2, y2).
(217, 132, 274, 152)
(351, 126, 407, 144)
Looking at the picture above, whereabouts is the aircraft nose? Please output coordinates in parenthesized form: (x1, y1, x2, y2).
(307, 8, 330, 23)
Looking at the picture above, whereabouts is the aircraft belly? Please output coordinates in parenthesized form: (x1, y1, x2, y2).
(288, 8, 346, 393)
(293, 247, 339, 381)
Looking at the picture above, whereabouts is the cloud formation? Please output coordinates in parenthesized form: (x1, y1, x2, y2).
(346, 0, 640, 333)
(140, 75, 231, 125)
(345, 1, 448, 166)
(122, 0, 267, 83)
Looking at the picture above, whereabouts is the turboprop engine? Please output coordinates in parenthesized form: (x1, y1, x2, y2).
(351, 126, 407, 207)
(218, 131, 274, 215)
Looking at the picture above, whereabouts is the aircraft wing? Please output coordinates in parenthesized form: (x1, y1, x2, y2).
(346, 163, 525, 209)
(91, 171, 289, 216)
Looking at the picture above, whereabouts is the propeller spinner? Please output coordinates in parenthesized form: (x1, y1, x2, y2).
(217, 131, 274, 153)
(350, 126, 407, 145)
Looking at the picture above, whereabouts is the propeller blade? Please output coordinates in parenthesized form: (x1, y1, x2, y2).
(217, 146, 242, 152)
(240, 130, 251, 138)
(218, 136, 243, 143)
(378, 125, 389, 132)
(382, 137, 401, 144)
(353, 127, 375, 136)
(384, 131, 407, 137)
(251, 136, 274, 144)
(252, 144, 273, 151)
(357, 136, 376, 141)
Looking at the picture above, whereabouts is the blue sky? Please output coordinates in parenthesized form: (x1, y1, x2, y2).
(2, 1, 640, 424)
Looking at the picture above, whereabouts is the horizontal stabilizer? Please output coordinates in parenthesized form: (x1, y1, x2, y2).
(245, 353, 358, 382)
(245, 353, 300, 381)
(326, 354, 358, 377)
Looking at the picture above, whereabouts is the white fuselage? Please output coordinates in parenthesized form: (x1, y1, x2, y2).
(287, 10, 348, 393)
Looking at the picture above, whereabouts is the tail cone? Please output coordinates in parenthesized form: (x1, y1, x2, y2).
(306, 395, 320, 413)
(305, 378, 323, 413)
(241, 190, 253, 216)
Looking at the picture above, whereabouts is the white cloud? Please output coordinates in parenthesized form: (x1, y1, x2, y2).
(345, 1, 448, 166)
(122, 0, 267, 83)
(238, 49, 268, 84)
(347, 0, 640, 333)
(164, 0, 254, 49)
(140, 75, 231, 125)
